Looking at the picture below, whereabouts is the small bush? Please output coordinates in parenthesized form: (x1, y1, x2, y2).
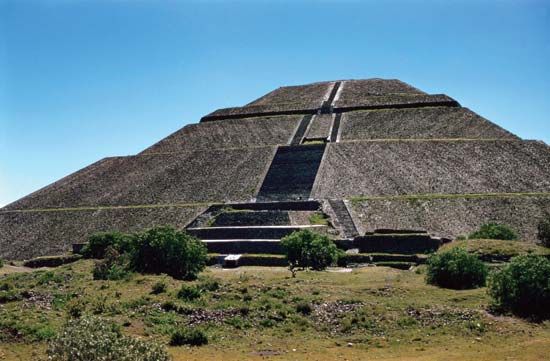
(0, 258, 3, 268)
(66, 298, 86, 319)
(296, 302, 312, 315)
(92, 247, 130, 281)
(47, 316, 170, 361)
(177, 285, 201, 301)
(280, 230, 340, 276)
(170, 328, 208, 346)
(82, 231, 133, 259)
(197, 277, 220, 292)
(488, 255, 550, 319)
(426, 248, 488, 289)
(151, 281, 167, 295)
(0, 290, 21, 304)
(129, 227, 208, 280)
(538, 217, 550, 247)
(468, 223, 518, 241)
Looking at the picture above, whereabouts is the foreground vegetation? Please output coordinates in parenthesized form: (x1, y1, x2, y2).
(1, 260, 550, 360)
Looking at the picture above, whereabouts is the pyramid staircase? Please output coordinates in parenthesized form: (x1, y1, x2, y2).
(256, 144, 326, 202)
(186, 200, 328, 255)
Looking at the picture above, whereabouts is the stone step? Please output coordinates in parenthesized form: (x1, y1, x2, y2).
(211, 210, 290, 227)
(256, 145, 326, 202)
(188, 225, 326, 240)
(328, 199, 359, 238)
(203, 239, 284, 254)
(353, 234, 442, 254)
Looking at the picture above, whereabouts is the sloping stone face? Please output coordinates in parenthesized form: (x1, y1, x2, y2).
(313, 140, 550, 199)
(352, 195, 550, 241)
(141, 115, 301, 154)
(1, 78, 549, 259)
(340, 107, 518, 140)
(246, 81, 333, 108)
(0, 206, 205, 260)
(5, 146, 276, 210)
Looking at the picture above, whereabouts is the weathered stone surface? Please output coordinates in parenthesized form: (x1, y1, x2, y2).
(338, 79, 426, 98)
(340, 107, 518, 140)
(304, 114, 333, 141)
(334, 94, 458, 111)
(141, 115, 301, 154)
(212, 210, 290, 227)
(0, 205, 205, 260)
(313, 140, 550, 199)
(5, 147, 276, 210)
(256, 145, 326, 202)
(246, 81, 333, 108)
(351, 195, 550, 241)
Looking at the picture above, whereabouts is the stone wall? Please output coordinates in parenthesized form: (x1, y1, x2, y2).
(313, 140, 550, 199)
(340, 107, 518, 141)
(141, 115, 300, 154)
(6, 146, 277, 210)
(0, 205, 205, 260)
(350, 195, 550, 241)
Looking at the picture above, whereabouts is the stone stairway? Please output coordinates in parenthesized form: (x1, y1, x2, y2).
(256, 145, 326, 202)
(352, 229, 445, 254)
(328, 199, 359, 239)
(186, 200, 329, 254)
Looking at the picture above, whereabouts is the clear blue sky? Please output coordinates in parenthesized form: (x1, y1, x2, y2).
(1, 0, 549, 207)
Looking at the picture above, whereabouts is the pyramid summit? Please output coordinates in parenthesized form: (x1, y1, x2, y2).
(1, 78, 549, 260)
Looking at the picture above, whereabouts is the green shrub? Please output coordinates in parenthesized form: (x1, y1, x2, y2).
(169, 328, 208, 346)
(296, 301, 312, 315)
(0, 258, 3, 268)
(280, 230, 340, 276)
(537, 217, 550, 247)
(468, 223, 518, 241)
(197, 277, 220, 292)
(488, 255, 550, 319)
(151, 281, 167, 295)
(83, 231, 133, 259)
(47, 316, 170, 361)
(177, 285, 201, 301)
(92, 247, 130, 281)
(129, 227, 207, 280)
(0, 290, 21, 304)
(66, 298, 86, 319)
(426, 248, 488, 289)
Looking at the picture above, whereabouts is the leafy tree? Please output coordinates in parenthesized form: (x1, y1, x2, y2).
(82, 231, 133, 259)
(128, 227, 207, 280)
(426, 248, 488, 289)
(92, 247, 130, 281)
(280, 230, 340, 277)
(468, 223, 518, 241)
(488, 255, 550, 319)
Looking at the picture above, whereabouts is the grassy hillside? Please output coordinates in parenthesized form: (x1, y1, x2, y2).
(1, 261, 549, 360)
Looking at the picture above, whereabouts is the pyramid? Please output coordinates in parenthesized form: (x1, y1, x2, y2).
(1, 79, 550, 260)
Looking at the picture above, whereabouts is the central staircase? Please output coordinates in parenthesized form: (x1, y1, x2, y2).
(186, 200, 329, 255)
(256, 144, 325, 202)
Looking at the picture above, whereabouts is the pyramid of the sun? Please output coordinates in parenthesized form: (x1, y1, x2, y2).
(1, 79, 550, 260)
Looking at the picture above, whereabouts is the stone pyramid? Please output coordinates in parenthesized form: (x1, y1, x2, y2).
(1, 79, 549, 260)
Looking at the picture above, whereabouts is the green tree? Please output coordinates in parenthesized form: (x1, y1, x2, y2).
(468, 223, 518, 241)
(488, 255, 550, 319)
(129, 226, 207, 280)
(426, 248, 488, 289)
(280, 230, 340, 277)
(82, 231, 133, 259)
